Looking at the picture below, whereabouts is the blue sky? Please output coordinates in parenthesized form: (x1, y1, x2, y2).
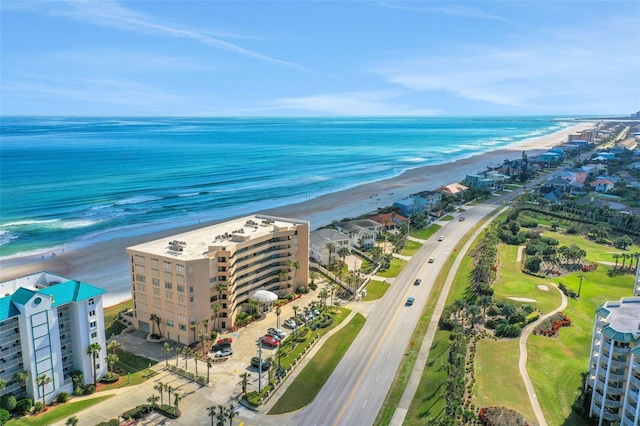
(1, 1, 639, 116)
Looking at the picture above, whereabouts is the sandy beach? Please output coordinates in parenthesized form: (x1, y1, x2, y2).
(0, 122, 594, 306)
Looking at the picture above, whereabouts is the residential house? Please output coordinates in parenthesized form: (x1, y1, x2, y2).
(464, 174, 495, 189)
(393, 198, 420, 217)
(0, 272, 108, 403)
(411, 190, 443, 212)
(436, 182, 469, 196)
(368, 212, 408, 231)
(310, 228, 351, 265)
(591, 179, 615, 193)
(333, 219, 381, 249)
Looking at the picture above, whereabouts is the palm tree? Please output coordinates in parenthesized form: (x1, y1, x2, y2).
(325, 242, 336, 266)
(227, 403, 238, 426)
(239, 372, 250, 398)
(36, 374, 52, 407)
(190, 321, 200, 343)
(206, 358, 212, 384)
(107, 340, 121, 355)
(199, 330, 208, 356)
(309, 270, 319, 286)
(86, 343, 102, 385)
(0, 379, 5, 391)
(164, 383, 171, 406)
(202, 318, 210, 338)
(154, 315, 163, 338)
(292, 260, 301, 293)
(216, 284, 228, 303)
(154, 382, 164, 406)
(291, 305, 300, 343)
(147, 394, 159, 409)
(163, 342, 172, 368)
(65, 416, 79, 426)
(193, 351, 201, 378)
(107, 353, 119, 375)
(207, 405, 217, 426)
(337, 247, 350, 268)
(149, 314, 158, 336)
(216, 405, 226, 426)
(183, 347, 192, 370)
(318, 289, 329, 309)
(13, 371, 29, 389)
(278, 270, 289, 296)
(211, 303, 222, 333)
(173, 392, 183, 412)
(275, 306, 282, 329)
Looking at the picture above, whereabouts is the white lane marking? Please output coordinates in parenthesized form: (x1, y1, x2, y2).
(363, 400, 368, 408)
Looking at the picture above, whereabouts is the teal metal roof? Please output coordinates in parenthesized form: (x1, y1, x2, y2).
(601, 325, 639, 344)
(0, 296, 21, 321)
(11, 287, 37, 305)
(596, 306, 610, 318)
(39, 280, 106, 307)
(632, 346, 640, 358)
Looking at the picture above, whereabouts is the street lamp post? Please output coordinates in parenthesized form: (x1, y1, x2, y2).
(578, 274, 584, 297)
(257, 340, 262, 393)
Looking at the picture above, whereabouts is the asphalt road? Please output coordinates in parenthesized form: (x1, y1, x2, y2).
(290, 188, 530, 426)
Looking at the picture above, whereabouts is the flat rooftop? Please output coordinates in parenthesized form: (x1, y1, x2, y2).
(127, 214, 308, 260)
(602, 298, 640, 337)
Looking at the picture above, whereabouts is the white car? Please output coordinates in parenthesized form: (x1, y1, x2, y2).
(214, 347, 233, 358)
(268, 328, 286, 339)
(437, 236, 444, 241)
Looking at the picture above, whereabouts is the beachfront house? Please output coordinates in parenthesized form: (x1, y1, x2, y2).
(310, 227, 351, 265)
(393, 198, 420, 217)
(0, 272, 108, 403)
(464, 174, 494, 189)
(333, 220, 380, 249)
(368, 212, 408, 232)
(532, 152, 562, 167)
(127, 214, 309, 342)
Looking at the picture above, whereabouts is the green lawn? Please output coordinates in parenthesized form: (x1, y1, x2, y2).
(362, 280, 390, 301)
(440, 215, 454, 221)
(400, 240, 423, 256)
(410, 224, 442, 240)
(492, 244, 562, 315)
(99, 350, 157, 390)
(268, 313, 366, 414)
(7, 396, 113, 426)
(275, 308, 352, 371)
(475, 339, 536, 424)
(376, 258, 407, 278)
(103, 299, 133, 340)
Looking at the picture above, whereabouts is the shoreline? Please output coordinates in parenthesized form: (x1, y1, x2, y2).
(0, 122, 594, 307)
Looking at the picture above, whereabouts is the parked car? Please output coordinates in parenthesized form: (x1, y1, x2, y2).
(437, 235, 444, 241)
(268, 328, 286, 339)
(459, 216, 465, 221)
(217, 337, 233, 345)
(311, 308, 320, 317)
(428, 257, 435, 263)
(261, 335, 280, 348)
(211, 340, 232, 352)
(414, 279, 421, 286)
(406, 297, 415, 306)
(283, 318, 298, 329)
(251, 357, 270, 371)
(214, 347, 233, 358)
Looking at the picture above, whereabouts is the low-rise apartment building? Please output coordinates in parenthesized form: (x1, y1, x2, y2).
(0, 272, 107, 403)
(126, 214, 309, 344)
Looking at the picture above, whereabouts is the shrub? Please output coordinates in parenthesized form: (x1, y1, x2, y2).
(13, 398, 33, 415)
(524, 255, 542, 273)
(237, 312, 249, 321)
(0, 394, 16, 412)
(316, 314, 334, 329)
(495, 323, 522, 338)
(525, 312, 540, 324)
(519, 218, 538, 228)
(0, 408, 9, 425)
(479, 406, 528, 426)
(33, 401, 44, 413)
(295, 327, 310, 342)
(246, 391, 261, 406)
(73, 386, 84, 396)
(296, 286, 309, 294)
(122, 404, 152, 420)
(84, 384, 96, 395)
(55, 392, 70, 403)
(309, 283, 318, 291)
(95, 420, 120, 426)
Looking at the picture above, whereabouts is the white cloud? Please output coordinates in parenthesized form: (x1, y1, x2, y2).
(49, 0, 309, 71)
(269, 91, 439, 116)
(378, 1, 509, 22)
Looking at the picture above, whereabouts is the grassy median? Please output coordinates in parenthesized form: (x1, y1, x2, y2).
(268, 313, 366, 414)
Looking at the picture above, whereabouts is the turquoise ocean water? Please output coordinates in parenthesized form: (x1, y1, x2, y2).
(0, 116, 577, 258)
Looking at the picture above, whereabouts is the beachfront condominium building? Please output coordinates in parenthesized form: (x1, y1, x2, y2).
(0, 272, 108, 403)
(587, 296, 640, 426)
(126, 214, 309, 345)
